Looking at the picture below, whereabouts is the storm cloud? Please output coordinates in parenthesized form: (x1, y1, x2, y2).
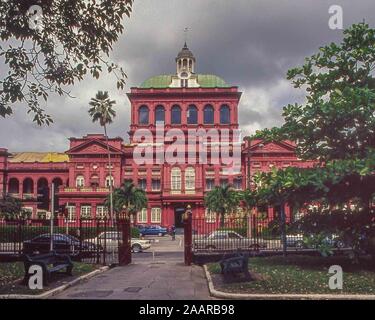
(0, 0, 374, 151)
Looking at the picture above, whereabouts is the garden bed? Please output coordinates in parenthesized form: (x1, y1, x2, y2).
(207, 255, 375, 295)
(0, 261, 99, 295)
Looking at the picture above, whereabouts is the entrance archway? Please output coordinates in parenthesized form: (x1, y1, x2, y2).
(174, 207, 185, 228)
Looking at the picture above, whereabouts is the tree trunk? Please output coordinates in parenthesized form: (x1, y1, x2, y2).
(104, 124, 114, 224)
(220, 211, 225, 228)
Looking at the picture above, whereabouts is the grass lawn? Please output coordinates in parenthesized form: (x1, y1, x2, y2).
(0, 261, 99, 295)
(207, 255, 375, 295)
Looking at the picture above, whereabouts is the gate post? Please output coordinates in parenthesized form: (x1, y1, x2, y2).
(118, 212, 131, 266)
(183, 205, 193, 266)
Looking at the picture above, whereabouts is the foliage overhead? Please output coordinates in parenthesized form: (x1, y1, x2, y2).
(253, 23, 375, 163)
(0, 0, 132, 125)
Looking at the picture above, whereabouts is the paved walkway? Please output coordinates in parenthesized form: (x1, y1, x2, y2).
(51, 261, 211, 300)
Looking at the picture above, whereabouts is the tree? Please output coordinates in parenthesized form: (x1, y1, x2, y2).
(240, 188, 257, 216)
(0, 0, 132, 125)
(0, 195, 29, 219)
(252, 23, 375, 255)
(88, 90, 116, 220)
(204, 185, 240, 227)
(105, 180, 148, 218)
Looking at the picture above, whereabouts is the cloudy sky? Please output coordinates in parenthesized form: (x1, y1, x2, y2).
(0, 0, 374, 151)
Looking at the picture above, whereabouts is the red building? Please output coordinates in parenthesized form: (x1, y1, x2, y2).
(0, 44, 312, 226)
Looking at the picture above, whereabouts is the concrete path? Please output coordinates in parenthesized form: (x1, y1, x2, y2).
(51, 261, 211, 300)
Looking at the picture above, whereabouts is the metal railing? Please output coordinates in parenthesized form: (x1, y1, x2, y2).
(0, 218, 119, 265)
(191, 215, 326, 253)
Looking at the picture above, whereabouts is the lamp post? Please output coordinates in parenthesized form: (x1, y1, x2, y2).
(183, 205, 193, 266)
(50, 182, 55, 252)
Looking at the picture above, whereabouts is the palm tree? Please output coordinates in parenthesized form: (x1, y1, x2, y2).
(240, 188, 257, 217)
(105, 180, 148, 219)
(88, 91, 116, 221)
(204, 184, 240, 227)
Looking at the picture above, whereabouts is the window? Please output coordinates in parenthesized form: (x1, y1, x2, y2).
(138, 179, 147, 191)
(155, 105, 165, 124)
(171, 105, 181, 124)
(185, 167, 195, 191)
(105, 175, 114, 188)
(204, 105, 214, 124)
(96, 206, 108, 220)
(220, 179, 229, 187)
(171, 167, 181, 192)
(220, 105, 230, 124)
(152, 179, 161, 191)
(66, 205, 76, 221)
(138, 105, 149, 125)
(76, 175, 84, 188)
(80, 205, 91, 219)
(187, 105, 198, 124)
(233, 178, 242, 190)
(137, 208, 148, 223)
(151, 208, 161, 223)
(206, 179, 214, 191)
(205, 209, 216, 223)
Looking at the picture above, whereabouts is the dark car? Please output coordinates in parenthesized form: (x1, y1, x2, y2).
(23, 233, 98, 257)
(137, 225, 168, 237)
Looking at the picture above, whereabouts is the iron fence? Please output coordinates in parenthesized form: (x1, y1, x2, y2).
(0, 218, 119, 265)
(192, 215, 308, 253)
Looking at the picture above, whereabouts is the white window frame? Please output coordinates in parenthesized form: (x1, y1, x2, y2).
(76, 175, 85, 188)
(151, 208, 161, 223)
(105, 175, 114, 188)
(171, 167, 181, 193)
(137, 208, 148, 223)
(80, 205, 91, 219)
(96, 206, 108, 220)
(66, 205, 76, 222)
(185, 167, 195, 191)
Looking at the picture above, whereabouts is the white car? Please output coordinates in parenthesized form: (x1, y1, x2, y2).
(194, 230, 267, 251)
(87, 231, 151, 253)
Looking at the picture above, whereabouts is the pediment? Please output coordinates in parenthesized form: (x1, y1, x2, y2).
(250, 140, 296, 153)
(66, 139, 123, 155)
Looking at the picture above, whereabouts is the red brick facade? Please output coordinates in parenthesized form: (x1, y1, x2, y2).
(0, 44, 313, 227)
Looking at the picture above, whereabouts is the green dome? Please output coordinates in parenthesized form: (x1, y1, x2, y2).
(140, 74, 231, 89)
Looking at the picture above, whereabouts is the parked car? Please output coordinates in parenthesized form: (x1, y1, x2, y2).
(87, 231, 152, 253)
(23, 233, 98, 257)
(285, 233, 345, 249)
(193, 230, 267, 251)
(137, 225, 168, 237)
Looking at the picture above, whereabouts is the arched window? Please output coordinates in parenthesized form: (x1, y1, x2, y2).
(204, 105, 214, 124)
(138, 105, 149, 125)
(23, 178, 34, 194)
(171, 167, 181, 192)
(8, 178, 19, 194)
(220, 105, 230, 124)
(171, 105, 181, 124)
(76, 175, 85, 188)
(187, 105, 198, 124)
(155, 105, 165, 124)
(105, 175, 114, 188)
(185, 167, 195, 191)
